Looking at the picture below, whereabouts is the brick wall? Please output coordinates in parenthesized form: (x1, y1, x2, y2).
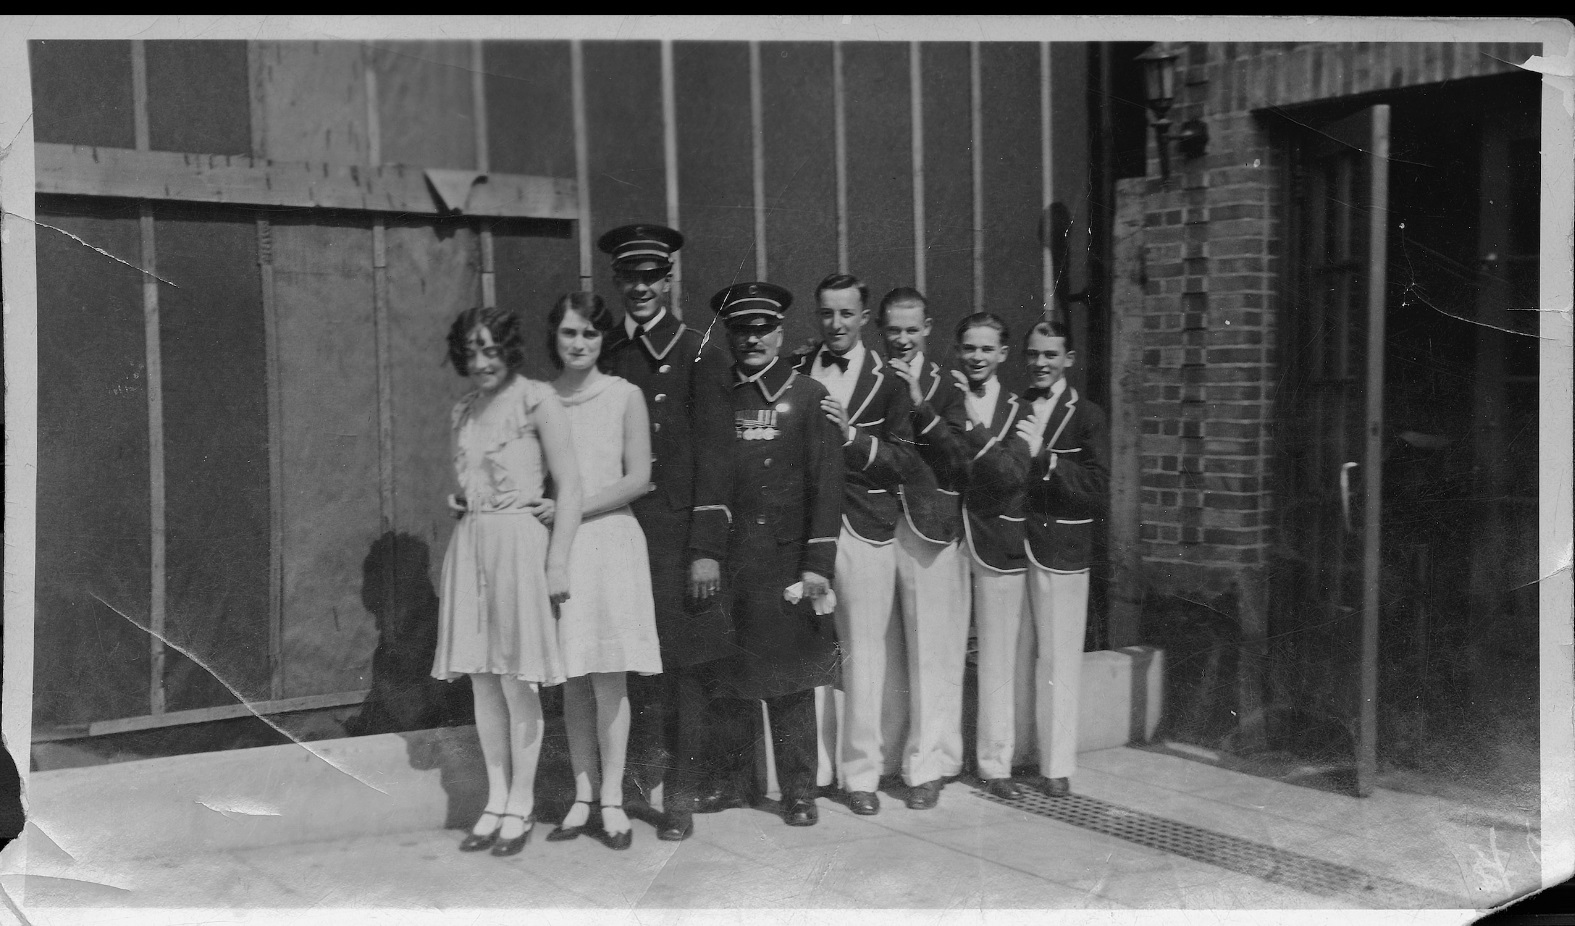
(1109, 40, 1538, 746)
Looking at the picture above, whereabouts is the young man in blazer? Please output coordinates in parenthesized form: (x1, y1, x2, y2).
(597, 224, 735, 840)
(792, 273, 915, 816)
(878, 287, 972, 809)
(1014, 318, 1109, 797)
(947, 312, 1033, 800)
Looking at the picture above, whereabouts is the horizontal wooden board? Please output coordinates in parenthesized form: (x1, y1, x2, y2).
(36, 144, 578, 220)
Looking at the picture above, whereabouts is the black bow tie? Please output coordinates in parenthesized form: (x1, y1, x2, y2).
(1025, 386, 1052, 402)
(821, 350, 850, 373)
(968, 380, 987, 397)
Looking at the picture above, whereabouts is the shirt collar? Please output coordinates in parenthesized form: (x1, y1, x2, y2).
(624, 306, 669, 341)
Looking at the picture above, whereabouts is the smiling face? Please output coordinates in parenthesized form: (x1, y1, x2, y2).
(957, 324, 1008, 386)
(555, 306, 603, 372)
(613, 259, 672, 320)
(727, 318, 784, 371)
(466, 325, 510, 393)
(816, 286, 867, 355)
(1023, 330, 1074, 390)
(881, 302, 931, 364)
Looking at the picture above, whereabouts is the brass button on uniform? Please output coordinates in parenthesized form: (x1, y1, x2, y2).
(756, 515, 768, 526)
(654, 393, 667, 403)
(653, 422, 662, 432)
(762, 458, 773, 468)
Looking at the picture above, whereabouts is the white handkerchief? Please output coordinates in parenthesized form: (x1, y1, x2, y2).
(783, 582, 838, 616)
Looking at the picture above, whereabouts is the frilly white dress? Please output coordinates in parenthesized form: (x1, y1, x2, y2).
(432, 376, 566, 685)
(554, 375, 662, 678)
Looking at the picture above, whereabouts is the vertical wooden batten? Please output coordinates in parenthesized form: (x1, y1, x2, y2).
(365, 59, 395, 533)
(661, 40, 682, 315)
(571, 40, 593, 289)
(248, 41, 286, 700)
(970, 42, 984, 313)
(1041, 42, 1054, 319)
(910, 42, 926, 295)
(749, 41, 767, 280)
(472, 41, 496, 309)
(833, 42, 849, 275)
(131, 40, 167, 717)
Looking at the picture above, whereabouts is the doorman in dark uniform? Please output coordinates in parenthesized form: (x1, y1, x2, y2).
(1015, 318, 1109, 797)
(792, 273, 914, 817)
(596, 224, 735, 840)
(878, 287, 973, 809)
(689, 282, 845, 827)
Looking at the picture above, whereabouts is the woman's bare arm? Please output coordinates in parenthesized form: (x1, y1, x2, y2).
(533, 393, 582, 605)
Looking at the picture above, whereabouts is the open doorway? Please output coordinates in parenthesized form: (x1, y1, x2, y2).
(1269, 71, 1540, 813)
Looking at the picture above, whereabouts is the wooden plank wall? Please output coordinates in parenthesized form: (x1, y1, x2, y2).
(30, 38, 1093, 731)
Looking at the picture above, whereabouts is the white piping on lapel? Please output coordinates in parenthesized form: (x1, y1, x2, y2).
(641, 320, 685, 361)
(922, 361, 941, 403)
(848, 350, 884, 424)
(1038, 387, 1079, 480)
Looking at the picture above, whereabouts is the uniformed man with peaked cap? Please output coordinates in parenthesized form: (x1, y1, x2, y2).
(688, 282, 844, 827)
(596, 223, 735, 841)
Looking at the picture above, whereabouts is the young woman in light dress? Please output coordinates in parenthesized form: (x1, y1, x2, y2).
(539, 292, 663, 850)
(431, 306, 582, 856)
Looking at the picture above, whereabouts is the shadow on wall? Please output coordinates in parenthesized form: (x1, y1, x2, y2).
(345, 532, 473, 737)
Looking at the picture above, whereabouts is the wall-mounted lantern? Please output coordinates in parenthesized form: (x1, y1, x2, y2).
(1137, 43, 1209, 181)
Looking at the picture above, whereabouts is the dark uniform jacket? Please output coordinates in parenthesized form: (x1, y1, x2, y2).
(790, 345, 914, 546)
(1022, 387, 1109, 573)
(924, 378, 1032, 573)
(602, 307, 735, 666)
(900, 357, 969, 545)
(689, 358, 844, 699)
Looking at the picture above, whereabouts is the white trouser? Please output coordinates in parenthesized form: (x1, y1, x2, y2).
(1020, 564, 1092, 779)
(971, 561, 1028, 781)
(893, 518, 970, 786)
(831, 528, 899, 793)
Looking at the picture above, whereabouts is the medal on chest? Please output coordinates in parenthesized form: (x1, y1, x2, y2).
(735, 409, 780, 441)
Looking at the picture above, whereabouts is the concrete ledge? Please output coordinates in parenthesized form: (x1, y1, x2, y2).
(23, 647, 1164, 862)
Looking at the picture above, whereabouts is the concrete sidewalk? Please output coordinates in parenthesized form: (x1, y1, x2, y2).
(1, 745, 1540, 923)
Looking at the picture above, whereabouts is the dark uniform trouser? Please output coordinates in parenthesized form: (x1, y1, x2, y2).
(626, 500, 718, 804)
(710, 689, 819, 802)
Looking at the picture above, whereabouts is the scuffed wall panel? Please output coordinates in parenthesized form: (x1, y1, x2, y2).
(155, 205, 272, 712)
(371, 42, 477, 171)
(145, 40, 252, 156)
(387, 218, 479, 552)
(980, 42, 1045, 395)
(34, 198, 152, 727)
(583, 41, 668, 309)
(920, 41, 975, 349)
(29, 40, 136, 149)
(843, 42, 916, 329)
(761, 42, 838, 349)
(251, 42, 370, 164)
(673, 41, 753, 324)
(271, 215, 381, 698)
(485, 41, 579, 372)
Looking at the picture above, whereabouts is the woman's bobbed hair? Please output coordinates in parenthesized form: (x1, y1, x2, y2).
(447, 306, 527, 378)
(546, 291, 617, 371)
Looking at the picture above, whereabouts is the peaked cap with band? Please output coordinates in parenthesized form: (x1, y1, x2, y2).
(598, 223, 684, 269)
(710, 281, 794, 325)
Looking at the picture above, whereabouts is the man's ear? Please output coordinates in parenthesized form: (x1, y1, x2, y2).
(1000, 345, 1010, 362)
(1066, 349, 1077, 370)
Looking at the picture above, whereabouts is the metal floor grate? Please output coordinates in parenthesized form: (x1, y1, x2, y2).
(977, 787, 1469, 909)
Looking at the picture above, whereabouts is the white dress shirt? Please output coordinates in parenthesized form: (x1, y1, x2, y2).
(964, 376, 1001, 428)
(810, 339, 865, 411)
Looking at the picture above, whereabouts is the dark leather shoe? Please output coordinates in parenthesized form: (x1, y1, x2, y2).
(546, 801, 599, 842)
(905, 779, 942, 810)
(784, 798, 819, 826)
(982, 778, 1024, 800)
(458, 810, 503, 852)
(695, 786, 749, 814)
(847, 791, 880, 815)
(1036, 776, 1070, 797)
(489, 814, 533, 857)
(656, 811, 694, 842)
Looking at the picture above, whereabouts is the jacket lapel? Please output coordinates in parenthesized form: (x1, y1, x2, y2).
(640, 310, 685, 361)
(846, 349, 884, 423)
